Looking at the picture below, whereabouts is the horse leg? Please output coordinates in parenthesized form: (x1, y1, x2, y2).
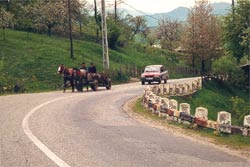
(71, 79, 75, 92)
(86, 81, 89, 92)
(79, 78, 83, 92)
(63, 78, 66, 93)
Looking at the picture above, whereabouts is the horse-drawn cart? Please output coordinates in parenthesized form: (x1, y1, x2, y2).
(57, 64, 111, 92)
(85, 72, 112, 91)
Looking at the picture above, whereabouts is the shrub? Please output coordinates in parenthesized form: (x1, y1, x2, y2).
(212, 55, 245, 88)
(230, 96, 250, 125)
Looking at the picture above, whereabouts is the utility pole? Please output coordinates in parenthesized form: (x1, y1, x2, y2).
(232, 0, 235, 13)
(114, 0, 117, 22)
(6, 0, 10, 12)
(68, 0, 74, 59)
(101, 0, 109, 70)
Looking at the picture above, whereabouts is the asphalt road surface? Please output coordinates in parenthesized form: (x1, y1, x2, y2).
(0, 80, 249, 167)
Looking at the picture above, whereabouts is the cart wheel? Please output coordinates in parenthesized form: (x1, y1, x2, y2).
(106, 79, 112, 90)
(91, 80, 98, 91)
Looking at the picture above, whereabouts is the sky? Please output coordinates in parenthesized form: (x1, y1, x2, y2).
(86, 0, 232, 13)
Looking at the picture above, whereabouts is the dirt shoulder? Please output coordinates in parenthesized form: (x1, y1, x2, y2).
(122, 96, 250, 161)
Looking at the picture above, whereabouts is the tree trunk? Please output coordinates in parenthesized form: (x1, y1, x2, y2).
(201, 59, 206, 76)
(130, 32, 136, 41)
(192, 56, 195, 69)
(68, 0, 74, 59)
(95, 29, 99, 42)
(114, 0, 117, 22)
(48, 27, 51, 36)
(26, 27, 32, 39)
(3, 28, 6, 41)
(94, 0, 99, 43)
(79, 23, 82, 35)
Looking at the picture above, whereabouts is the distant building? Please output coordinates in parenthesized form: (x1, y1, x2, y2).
(174, 46, 187, 53)
(152, 44, 161, 48)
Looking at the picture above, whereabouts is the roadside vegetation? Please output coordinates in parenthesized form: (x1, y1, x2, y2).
(133, 87, 250, 149)
(172, 80, 249, 126)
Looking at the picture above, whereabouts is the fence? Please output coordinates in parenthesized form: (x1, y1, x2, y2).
(0, 66, 202, 94)
(168, 67, 200, 75)
(108, 66, 201, 80)
(142, 81, 250, 137)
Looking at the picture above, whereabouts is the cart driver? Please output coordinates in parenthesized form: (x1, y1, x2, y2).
(88, 62, 97, 73)
(80, 62, 87, 70)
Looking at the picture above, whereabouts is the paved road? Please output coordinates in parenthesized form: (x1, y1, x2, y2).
(0, 80, 249, 167)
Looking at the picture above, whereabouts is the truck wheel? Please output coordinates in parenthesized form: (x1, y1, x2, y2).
(141, 81, 145, 85)
(164, 79, 167, 83)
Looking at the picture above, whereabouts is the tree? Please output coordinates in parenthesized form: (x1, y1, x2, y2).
(107, 12, 139, 49)
(72, 0, 88, 35)
(31, 0, 66, 36)
(93, 0, 101, 42)
(106, 17, 121, 49)
(115, 14, 133, 47)
(230, 96, 250, 125)
(6, 0, 35, 30)
(157, 18, 182, 50)
(0, 0, 10, 11)
(0, 7, 13, 40)
(19, 4, 37, 38)
(129, 16, 148, 41)
(212, 54, 244, 87)
(223, 0, 250, 61)
(147, 29, 158, 46)
(182, 0, 221, 74)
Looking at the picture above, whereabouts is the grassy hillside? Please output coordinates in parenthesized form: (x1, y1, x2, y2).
(0, 29, 186, 92)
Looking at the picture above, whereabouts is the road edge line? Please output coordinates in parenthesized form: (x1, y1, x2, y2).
(22, 95, 80, 167)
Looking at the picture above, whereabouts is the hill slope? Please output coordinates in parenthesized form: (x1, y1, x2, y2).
(0, 30, 182, 92)
(145, 2, 231, 27)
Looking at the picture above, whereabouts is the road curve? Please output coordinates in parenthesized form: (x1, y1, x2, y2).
(0, 81, 249, 167)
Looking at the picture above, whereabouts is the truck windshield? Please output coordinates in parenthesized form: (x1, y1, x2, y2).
(144, 66, 160, 72)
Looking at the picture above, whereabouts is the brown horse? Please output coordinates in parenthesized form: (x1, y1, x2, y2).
(57, 64, 75, 92)
(57, 64, 88, 92)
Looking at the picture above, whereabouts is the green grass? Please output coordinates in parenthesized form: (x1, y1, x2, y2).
(133, 98, 250, 149)
(171, 80, 249, 125)
(133, 97, 164, 122)
(0, 29, 186, 92)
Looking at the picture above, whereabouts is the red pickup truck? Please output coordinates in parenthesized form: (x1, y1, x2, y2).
(141, 65, 169, 85)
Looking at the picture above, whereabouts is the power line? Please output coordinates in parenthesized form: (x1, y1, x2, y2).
(119, 0, 160, 21)
(105, 0, 123, 8)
